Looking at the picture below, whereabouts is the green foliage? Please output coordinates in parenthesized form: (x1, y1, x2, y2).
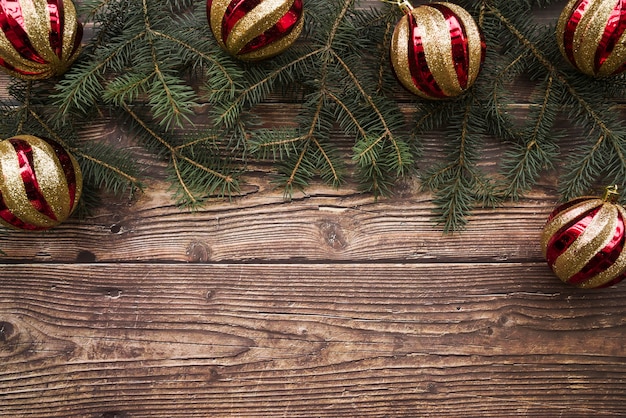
(205, 0, 415, 197)
(48, 0, 243, 206)
(0, 79, 141, 215)
(425, 0, 626, 230)
(0, 0, 623, 231)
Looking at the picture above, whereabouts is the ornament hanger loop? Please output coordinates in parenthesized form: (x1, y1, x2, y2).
(603, 185, 620, 202)
(380, 0, 413, 13)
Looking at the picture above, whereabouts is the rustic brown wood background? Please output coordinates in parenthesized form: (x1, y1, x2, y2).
(2, 1, 626, 417)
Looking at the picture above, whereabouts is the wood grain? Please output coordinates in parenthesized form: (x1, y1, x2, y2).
(2, 263, 625, 417)
(0, 177, 559, 264)
(2, 1, 626, 416)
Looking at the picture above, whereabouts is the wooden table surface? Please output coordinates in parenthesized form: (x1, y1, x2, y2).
(2, 1, 625, 417)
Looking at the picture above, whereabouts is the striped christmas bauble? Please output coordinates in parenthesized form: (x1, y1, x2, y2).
(207, 0, 304, 61)
(0, 0, 83, 80)
(0, 135, 82, 230)
(556, 0, 626, 77)
(390, 2, 486, 99)
(541, 186, 626, 289)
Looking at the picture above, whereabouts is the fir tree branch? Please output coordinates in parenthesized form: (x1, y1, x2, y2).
(79, 0, 116, 20)
(487, 5, 618, 141)
(122, 102, 236, 186)
(376, 18, 394, 93)
(313, 136, 341, 186)
(421, 96, 496, 232)
(486, 53, 526, 140)
(142, 0, 195, 129)
(254, 134, 309, 152)
(212, 46, 324, 128)
(285, 140, 311, 196)
(174, 134, 219, 151)
(150, 30, 238, 91)
(325, 89, 367, 138)
(502, 75, 557, 199)
(333, 50, 404, 173)
(229, 0, 411, 197)
(15, 0, 622, 230)
(172, 155, 197, 204)
(53, 30, 147, 117)
(487, 3, 626, 199)
(28, 109, 141, 187)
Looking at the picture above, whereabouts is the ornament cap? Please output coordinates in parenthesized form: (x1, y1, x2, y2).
(603, 185, 620, 203)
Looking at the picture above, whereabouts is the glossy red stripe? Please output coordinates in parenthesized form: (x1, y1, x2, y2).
(46, 137, 77, 207)
(240, 0, 302, 54)
(47, 0, 64, 58)
(568, 210, 626, 285)
(0, 56, 41, 75)
(545, 206, 599, 265)
(595, 0, 626, 73)
(221, 0, 262, 46)
(546, 197, 589, 222)
(562, 0, 591, 70)
(10, 138, 57, 221)
(0, 197, 45, 229)
(430, 4, 469, 89)
(0, 0, 46, 64)
(407, 12, 446, 99)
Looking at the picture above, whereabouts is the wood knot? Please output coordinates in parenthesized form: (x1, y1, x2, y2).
(206, 367, 220, 383)
(76, 250, 96, 263)
(186, 241, 211, 262)
(0, 321, 20, 354)
(319, 221, 347, 250)
(0, 321, 15, 343)
(102, 288, 123, 299)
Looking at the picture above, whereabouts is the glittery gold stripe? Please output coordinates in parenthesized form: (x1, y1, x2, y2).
(0, 24, 47, 76)
(418, 6, 461, 97)
(443, 3, 483, 90)
(61, 0, 80, 63)
(22, 0, 57, 64)
(572, 0, 616, 76)
(69, 151, 82, 211)
(0, 138, 56, 228)
(391, 15, 424, 97)
(579, 205, 626, 288)
(552, 203, 617, 281)
(209, 0, 230, 50)
(238, 16, 303, 60)
(31, 137, 72, 221)
(555, 0, 569, 57)
(601, 38, 626, 76)
(540, 198, 603, 257)
(599, 16, 626, 76)
(226, 0, 293, 55)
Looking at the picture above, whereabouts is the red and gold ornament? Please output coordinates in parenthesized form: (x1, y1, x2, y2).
(207, 0, 304, 61)
(541, 186, 626, 289)
(0, 0, 83, 80)
(556, 0, 626, 77)
(389, 0, 486, 99)
(0, 135, 82, 230)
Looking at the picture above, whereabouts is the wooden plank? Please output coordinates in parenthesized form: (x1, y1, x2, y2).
(0, 182, 558, 263)
(1, 2, 624, 417)
(1, 263, 625, 417)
